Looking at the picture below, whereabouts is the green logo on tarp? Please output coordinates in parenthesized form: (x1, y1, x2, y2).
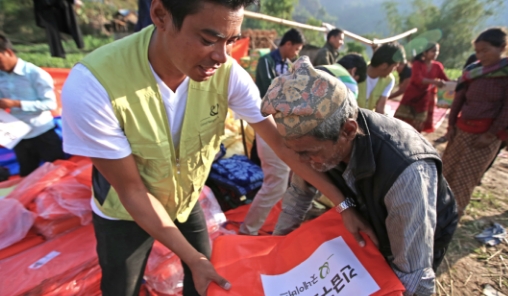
(319, 262, 330, 279)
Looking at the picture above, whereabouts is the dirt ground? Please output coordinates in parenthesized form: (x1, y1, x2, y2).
(424, 116, 508, 295)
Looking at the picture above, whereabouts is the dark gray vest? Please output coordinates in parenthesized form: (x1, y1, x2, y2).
(326, 110, 458, 264)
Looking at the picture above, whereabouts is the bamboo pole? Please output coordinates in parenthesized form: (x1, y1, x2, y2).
(243, 10, 417, 46)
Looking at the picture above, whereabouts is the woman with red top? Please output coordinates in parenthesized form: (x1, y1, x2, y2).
(394, 43, 449, 132)
(442, 27, 508, 216)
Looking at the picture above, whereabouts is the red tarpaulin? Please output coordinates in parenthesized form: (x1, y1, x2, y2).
(209, 210, 405, 296)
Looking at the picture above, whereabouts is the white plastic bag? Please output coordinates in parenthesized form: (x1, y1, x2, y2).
(0, 199, 36, 250)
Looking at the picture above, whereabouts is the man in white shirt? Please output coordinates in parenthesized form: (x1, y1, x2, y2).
(61, 0, 376, 295)
(356, 42, 404, 113)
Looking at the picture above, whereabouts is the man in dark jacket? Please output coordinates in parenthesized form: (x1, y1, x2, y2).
(261, 56, 458, 296)
(313, 28, 344, 66)
(254, 28, 304, 97)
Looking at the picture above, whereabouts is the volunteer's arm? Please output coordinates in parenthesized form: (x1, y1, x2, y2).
(91, 155, 230, 296)
(375, 76, 395, 114)
(388, 78, 410, 99)
(251, 117, 378, 247)
(375, 96, 388, 114)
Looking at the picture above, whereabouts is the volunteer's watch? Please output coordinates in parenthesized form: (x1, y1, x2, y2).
(336, 197, 356, 213)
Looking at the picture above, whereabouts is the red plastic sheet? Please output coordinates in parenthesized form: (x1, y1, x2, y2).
(34, 176, 92, 224)
(0, 225, 98, 296)
(0, 231, 45, 260)
(0, 199, 36, 250)
(208, 210, 405, 296)
(42, 67, 70, 117)
(34, 216, 84, 240)
(41, 264, 101, 296)
(5, 160, 77, 206)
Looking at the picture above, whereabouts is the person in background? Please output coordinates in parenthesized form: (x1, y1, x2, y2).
(264, 56, 457, 295)
(442, 27, 508, 217)
(394, 43, 449, 133)
(135, 0, 153, 32)
(316, 52, 368, 98)
(357, 42, 404, 113)
(389, 60, 412, 99)
(254, 28, 304, 98)
(313, 28, 344, 66)
(0, 34, 64, 177)
(240, 28, 305, 235)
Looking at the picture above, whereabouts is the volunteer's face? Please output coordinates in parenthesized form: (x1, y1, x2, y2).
(379, 62, 398, 78)
(284, 134, 349, 172)
(475, 40, 506, 67)
(153, 1, 243, 81)
(288, 43, 303, 60)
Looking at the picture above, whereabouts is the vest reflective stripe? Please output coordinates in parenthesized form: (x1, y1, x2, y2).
(81, 25, 231, 222)
(357, 72, 394, 110)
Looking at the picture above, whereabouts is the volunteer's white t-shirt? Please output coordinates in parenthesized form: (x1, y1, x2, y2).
(365, 75, 395, 105)
(61, 60, 266, 220)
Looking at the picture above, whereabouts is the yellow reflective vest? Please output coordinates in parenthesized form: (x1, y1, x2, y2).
(80, 25, 231, 222)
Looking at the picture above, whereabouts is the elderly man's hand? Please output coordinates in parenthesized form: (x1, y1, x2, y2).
(0, 98, 21, 109)
(341, 208, 378, 248)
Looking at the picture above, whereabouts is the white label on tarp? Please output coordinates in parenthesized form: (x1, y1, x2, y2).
(0, 109, 32, 149)
(29, 251, 60, 269)
(261, 236, 380, 296)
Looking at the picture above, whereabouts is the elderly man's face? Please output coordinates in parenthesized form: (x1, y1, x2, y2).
(283, 120, 358, 172)
(283, 135, 347, 172)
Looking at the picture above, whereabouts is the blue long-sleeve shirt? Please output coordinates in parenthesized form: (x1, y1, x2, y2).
(0, 58, 56, 139)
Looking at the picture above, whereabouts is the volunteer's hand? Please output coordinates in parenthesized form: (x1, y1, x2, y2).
(341, 208, 378, 248)
(474, 132, 497, 149)
(189, 254, 231, 296)
(0, 98, 20, 109)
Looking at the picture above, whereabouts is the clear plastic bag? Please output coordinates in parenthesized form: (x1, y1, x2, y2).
(144, 241, 184, 295)
(34, 176, 92, 224)
(6, 161, 76, 206)
(0, 198, 36, 250)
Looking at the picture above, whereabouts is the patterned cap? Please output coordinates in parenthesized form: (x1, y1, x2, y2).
(261, 56, 353, 138)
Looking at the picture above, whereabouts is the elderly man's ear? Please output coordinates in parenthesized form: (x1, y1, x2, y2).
(342, 120, 358, 141)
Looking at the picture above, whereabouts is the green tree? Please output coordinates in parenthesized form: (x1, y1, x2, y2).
(383, 0, 503, 68)
(345, 41, 368, 58)
(243, 0, 299, 35)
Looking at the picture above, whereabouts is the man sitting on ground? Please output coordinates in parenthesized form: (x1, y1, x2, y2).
(263, 56, 458, 296)
(0, 34, 64, 176)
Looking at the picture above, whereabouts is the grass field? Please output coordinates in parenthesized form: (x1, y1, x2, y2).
(15, 35, 113, 68)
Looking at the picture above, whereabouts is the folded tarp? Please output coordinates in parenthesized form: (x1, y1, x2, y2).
(0, 225, 97, 296)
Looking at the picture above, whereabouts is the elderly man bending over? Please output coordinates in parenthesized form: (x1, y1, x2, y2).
(261, 56, 458, 296)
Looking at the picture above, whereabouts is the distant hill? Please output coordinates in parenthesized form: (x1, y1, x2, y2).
(301, 0, 508, 37)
